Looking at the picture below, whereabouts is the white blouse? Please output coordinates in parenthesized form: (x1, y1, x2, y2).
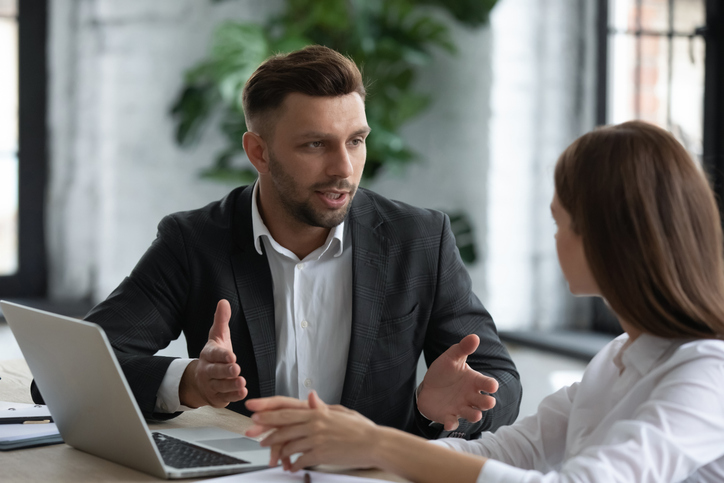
(437, 333, 724, 482)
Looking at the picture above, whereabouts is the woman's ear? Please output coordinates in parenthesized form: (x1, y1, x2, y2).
(243, 131, 269, 174)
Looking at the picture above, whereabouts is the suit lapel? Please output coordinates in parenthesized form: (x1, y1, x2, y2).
(230, 186, 277, 398)
(341, 190, 388, 408)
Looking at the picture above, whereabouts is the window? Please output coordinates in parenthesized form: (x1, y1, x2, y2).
(0, 0, 47, 297)
(605, 0, 706, 157)
(593, 0, 724, 333)
(0, 1, 18, 277)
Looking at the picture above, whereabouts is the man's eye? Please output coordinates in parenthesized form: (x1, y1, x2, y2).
(308, 141, 323, 148)
(350, 138, 364, 146)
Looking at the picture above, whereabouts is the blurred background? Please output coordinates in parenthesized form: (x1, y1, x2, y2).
(1, 0, 723, 418)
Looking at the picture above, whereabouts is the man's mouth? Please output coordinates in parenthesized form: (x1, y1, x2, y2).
(316, 190, 350, 209)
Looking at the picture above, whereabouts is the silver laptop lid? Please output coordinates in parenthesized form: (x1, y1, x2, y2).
(1, 300, 169, 478)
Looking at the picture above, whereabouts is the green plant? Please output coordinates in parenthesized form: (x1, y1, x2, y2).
(171, 0, 496, 264)
(171, 0, 496, 184)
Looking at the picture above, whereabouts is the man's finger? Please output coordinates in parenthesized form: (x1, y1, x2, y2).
(443, 416, 460, 431)
(209, 299, 232, 342)
(201, 361, 240, 379)
(475, 373, 499, 394)
(468, 392, 497, 412)
(445, 334, 480, 362)
(458, 406, 483, 424)
(207, 376, 246, 394)
(200, 344, 236, 364)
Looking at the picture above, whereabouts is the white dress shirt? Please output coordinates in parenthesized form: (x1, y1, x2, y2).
(154, 182, 352, 412)
(436, 333, 724, 482)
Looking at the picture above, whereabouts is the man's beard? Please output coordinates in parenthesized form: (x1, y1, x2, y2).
(268, 151, 357, 228)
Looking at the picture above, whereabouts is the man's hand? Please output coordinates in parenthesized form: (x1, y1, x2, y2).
(179, 299, 247, 408)
(417, 334, 498, 431)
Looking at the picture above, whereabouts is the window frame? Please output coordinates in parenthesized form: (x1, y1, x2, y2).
(0, 0, 48, 297)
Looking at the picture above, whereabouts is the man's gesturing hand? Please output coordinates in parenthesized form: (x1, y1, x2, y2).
(179, 299, 248, 408)
(417, 334, 498, 431)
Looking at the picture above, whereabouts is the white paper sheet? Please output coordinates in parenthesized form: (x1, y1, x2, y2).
(198, 466, 388, 482)
(0, 422, 59, 442)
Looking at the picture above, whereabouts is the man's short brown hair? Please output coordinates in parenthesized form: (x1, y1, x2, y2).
(242, 45, 365, 137)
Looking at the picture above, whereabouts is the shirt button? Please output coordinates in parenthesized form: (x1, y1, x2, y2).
(304, 378, 312, 388)
(301, 320, 309, 329)
(297, 263, 304, 270)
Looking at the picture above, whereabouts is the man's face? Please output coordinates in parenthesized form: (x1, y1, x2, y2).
(263, 92, 370, 229)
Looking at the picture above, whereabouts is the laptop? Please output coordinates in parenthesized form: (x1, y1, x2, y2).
(0, 300, 271, 479)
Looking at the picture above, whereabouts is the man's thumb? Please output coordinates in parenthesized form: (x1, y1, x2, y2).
(448, 334, 480, 361)
(209, 299, 232, 341)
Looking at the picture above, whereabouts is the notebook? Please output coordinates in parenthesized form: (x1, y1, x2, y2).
(0, 300, 270, 479)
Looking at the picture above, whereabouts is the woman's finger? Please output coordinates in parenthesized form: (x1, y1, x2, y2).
(277, 435, 317, 461)
(251, 408, 315, 426)
(290, 450, 323, 473)
(260, 422, 317, 447)
(246, 396, 309, 412)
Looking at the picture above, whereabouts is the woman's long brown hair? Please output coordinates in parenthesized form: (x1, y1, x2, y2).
(555, 120, 724, 338)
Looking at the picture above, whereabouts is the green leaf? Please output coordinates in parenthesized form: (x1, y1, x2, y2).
(170, 84, 219, 146)
(172, 0, 497, 197)
(211, 22, 270, 103)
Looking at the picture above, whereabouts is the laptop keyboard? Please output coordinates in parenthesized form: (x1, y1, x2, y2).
(153, 432, 250, 469)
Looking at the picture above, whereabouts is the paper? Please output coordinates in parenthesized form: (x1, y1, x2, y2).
(0, 401, 53, 421)
(0, 422, 62, 450)
(198, 466, 387, 482)
(0, 423, 60, 442)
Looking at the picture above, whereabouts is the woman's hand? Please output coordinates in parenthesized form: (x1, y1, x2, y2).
(245, 391, 380, 471)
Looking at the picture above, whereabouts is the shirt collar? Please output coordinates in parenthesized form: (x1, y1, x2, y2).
(251, 181, 345, 258)
(613, 332, 679, 376)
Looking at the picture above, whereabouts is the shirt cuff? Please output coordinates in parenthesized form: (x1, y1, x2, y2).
(415, 383, 434, 421)
(155, 358, 196, 413)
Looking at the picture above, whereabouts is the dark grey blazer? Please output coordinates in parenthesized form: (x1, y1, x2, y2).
(71, 186, 520, 438)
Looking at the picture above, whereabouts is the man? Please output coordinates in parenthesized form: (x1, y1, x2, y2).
(43, 46, 521, 439)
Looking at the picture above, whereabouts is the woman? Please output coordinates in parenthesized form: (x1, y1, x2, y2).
(245, 121, 724, 482)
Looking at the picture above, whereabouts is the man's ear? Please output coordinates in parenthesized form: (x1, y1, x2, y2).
(243, 131, 269, 174)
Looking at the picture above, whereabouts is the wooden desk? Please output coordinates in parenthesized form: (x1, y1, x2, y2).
(0, 359, 406, 482)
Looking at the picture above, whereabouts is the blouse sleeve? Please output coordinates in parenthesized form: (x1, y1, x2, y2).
(468, 345, 724, 483)
(437, 382, 578, 472)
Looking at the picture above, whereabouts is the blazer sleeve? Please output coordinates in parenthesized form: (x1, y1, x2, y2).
(82, 215, 192, 420)
(415, 214, 522, 439)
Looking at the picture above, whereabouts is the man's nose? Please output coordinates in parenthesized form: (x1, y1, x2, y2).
(326, 145, 354, 178)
